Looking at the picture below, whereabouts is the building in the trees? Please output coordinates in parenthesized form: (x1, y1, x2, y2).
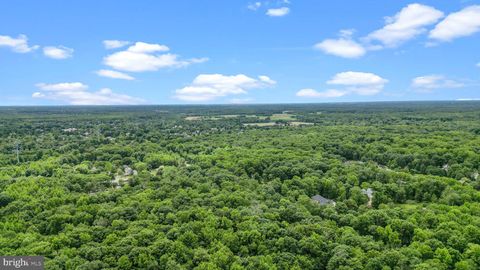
(311, 195, 336, 206)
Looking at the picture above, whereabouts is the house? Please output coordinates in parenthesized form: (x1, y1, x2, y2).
(311, 195, 336, 206)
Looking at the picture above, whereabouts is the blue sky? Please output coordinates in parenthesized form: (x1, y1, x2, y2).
(0, 0, 479, 105)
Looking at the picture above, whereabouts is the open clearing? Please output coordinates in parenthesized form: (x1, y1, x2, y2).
(270, 113, 296, 121)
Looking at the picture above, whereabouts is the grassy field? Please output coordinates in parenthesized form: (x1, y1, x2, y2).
(270, 113, 296, 121)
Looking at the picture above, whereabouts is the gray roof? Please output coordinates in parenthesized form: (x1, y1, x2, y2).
(311, 195, 335, 205)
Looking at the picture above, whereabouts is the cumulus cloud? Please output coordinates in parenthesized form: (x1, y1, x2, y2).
(315, 4, 443, 58)
(0, 34, 39, 53)
(266, 7, 290, 17)
(258, 75, 277, 85)
(33, 82, 144, 105)
(105, 52, 180, 72)
(32, 92, 45, 98)
(314, 38, 366, 58)
(43, 46, 74, 59)
(296, 88, 347, 98)
(315, 29, 366, 58)
(314, 4, 480, 57)
(327, 71, 388, 95)
(297, 71, 388, 99)
(366, 3, 444, 48)
(411, 75, 465, 92)
(174, 74, 276, 102)
(103, 41, 207, 72)
(127, 42, 170, 53)
(36, 82, 88, 91)
(96, 69, 135, 80)
(327, 71, 388, 85)
(429, 5, 480, 42)
(103, 40, 130, 49)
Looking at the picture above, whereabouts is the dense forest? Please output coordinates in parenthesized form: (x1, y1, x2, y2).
(1, 102, 480, 270)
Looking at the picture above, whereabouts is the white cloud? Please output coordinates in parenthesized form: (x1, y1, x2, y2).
(297, 72, 387, 99)
(36, 82, 88, 91)
(315, 4, 445, 57)
(258, 75, 277, 85)
(43, 46, 74, 59)
(32, 92, 45, 98)
(314, 38, 366, 58)
(328, 71, 388, 96)
(103, 41, 207, 72)
(248, 2, 262, 11)
(429, 5, 480, 42)
(296, 88, 347, 98)
(266, 7, 290, 17)
(96, 69, 135, 80)
(174, 74, 276, 102)
(327, 71, 388, 86)
(104, 52, 181, 72)
(0, 34, 39, 53)
(127, 42, 169, 53)
(249, 2, 291, 17)
(411, 75, 465, 92)
(103, 40, 130, 49)
(366, 3, 444, 47)
(33, 82, 144, 105)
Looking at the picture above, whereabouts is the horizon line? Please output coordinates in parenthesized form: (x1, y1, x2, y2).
(1, 99, 480, 107)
